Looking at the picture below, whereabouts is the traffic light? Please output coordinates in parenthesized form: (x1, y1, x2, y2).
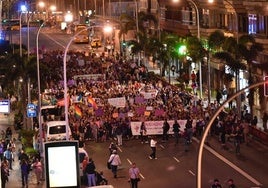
(178, 45, 186, 55)
(264, 76, 268, 97)
(85, 17, 89, 24)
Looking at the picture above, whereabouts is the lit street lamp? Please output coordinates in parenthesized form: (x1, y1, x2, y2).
(63, 25, 111, 140)
(20, 4, 28, 57)
(36, 21, 46, 154)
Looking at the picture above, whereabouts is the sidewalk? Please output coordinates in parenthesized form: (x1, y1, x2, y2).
(0, 113, 46, 188)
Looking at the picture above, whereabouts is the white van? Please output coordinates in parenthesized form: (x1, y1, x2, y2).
(46, 121, 72, 141)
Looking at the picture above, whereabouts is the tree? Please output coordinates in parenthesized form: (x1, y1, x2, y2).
(238, 35, 263, 114)
(207, 30, 225, 103)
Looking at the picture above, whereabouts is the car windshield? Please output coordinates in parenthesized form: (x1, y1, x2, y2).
(49, 125, 66, 134)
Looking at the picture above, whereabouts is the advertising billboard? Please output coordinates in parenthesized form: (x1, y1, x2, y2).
(44, 141, 80, 188)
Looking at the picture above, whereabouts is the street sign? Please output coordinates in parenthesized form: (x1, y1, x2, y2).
(27, 103, 36, 118)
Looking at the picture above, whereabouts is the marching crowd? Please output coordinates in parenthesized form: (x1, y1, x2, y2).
(0, 48, 257, 187)
(38, 49, 249, 187)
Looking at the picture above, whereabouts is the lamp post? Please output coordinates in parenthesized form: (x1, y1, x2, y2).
(19, 5, 27, 57)
(197, 82, 264, 188)
(134, 0, 140, 64)
(63, 25, 110, 140)
(36, 21, 45, 154)
(173, 0, 202, 98)
(27, 12, 34, 59)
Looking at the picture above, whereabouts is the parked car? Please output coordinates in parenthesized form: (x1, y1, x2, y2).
(46, 121, 72, 141)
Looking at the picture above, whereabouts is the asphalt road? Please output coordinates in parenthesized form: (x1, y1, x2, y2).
(83, 135, 267, 188)
(4, 27, 103, 52)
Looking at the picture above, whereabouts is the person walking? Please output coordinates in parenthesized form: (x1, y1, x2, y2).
(262, 112, 268, 132)
(1, 159, 9, 188)
(162, 119, 170, 142)
(21, 159, 29, 187)
(115, 122, 123, 146)
(149, 136, 157, 159)
(3, 147, 13, 170)
(173, 120, 180, 145)
(85, 158, 96, 187)
(108, 150, 121, 178)
(140, 121, 147, 144)
(211, 178, 222, 188)
(32, 158, 43, 184)
(232, 126, 243, 155)
(227, 179, 236, 188)
(128, 162, 140, 188)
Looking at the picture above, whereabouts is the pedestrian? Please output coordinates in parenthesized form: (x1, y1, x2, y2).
(211, 178, 222, 188)
(82, 156, 89, 186)
(183, 128, 190, 152)
(115, 122, 123, 146)
(21, 159, 29, 187)
(32, 158, 43, 184)
(3, 147, 13, 170)
(1, 159, 9, 188)
(232, 126, 243, 155)
(18, 149, 29, 162)
(108, 150, 121, 178)
(109, 142, 117, 155)
(227, 178, 236, 188)
(216, 89, 222, 105)
(140, 121, 147, 144)
(172, 120, 180, 145)
(128, 162, 140, 188)
(262, 112, 268, 132)
(149, 136, 157, 159)
(251, 116, 258, 127)
(162, 119, 170, 142)
(85, 158, 96, 187)
(5, 127, 12, 141)
(0, 140, 4, 161)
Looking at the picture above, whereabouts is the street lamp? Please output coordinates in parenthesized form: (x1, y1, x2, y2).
(63, 25, 109, 140)
(36, 21, 45, 154)
(20, 4, 27, 57)
(172, 0, 202, 98)
(27, 12, 34, 59)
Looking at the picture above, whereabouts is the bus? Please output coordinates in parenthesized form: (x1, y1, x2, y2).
(73, 24, 89, 44)
(2, 19, 20, 31)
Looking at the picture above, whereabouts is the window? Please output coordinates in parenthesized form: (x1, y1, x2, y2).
(248, 14, 257, 34)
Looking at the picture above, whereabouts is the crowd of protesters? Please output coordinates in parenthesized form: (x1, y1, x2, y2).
(35, 49, 260, 151)
(0, 49, 261, 187)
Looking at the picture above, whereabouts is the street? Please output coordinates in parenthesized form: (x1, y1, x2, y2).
(83, 135, 267, 188)
(1, 27, 268, 188)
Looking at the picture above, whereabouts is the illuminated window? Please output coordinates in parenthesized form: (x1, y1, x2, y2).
(248, 14, 257, 34)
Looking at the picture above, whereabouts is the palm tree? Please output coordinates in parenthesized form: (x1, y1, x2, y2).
(238, 35, 263, 115)
(207, 30, 225, 103)
(1, 49, 36, 129)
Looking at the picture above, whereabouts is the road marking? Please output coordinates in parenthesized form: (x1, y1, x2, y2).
(139, 173, 145, 180)
(117, 146, 122, 152)
(159, 144, 165, 149)
(188, 170, 196, 176)
(192, 137, 262, 186)
(43, 33, 66, 49)
(173, 157, 180, 163)
(126, 158, 145, 179)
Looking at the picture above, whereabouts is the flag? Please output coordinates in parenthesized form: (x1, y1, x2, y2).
(74, 105, 82, 119)
(57, 96, 70, 106)
(88, 96, 98, 110)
